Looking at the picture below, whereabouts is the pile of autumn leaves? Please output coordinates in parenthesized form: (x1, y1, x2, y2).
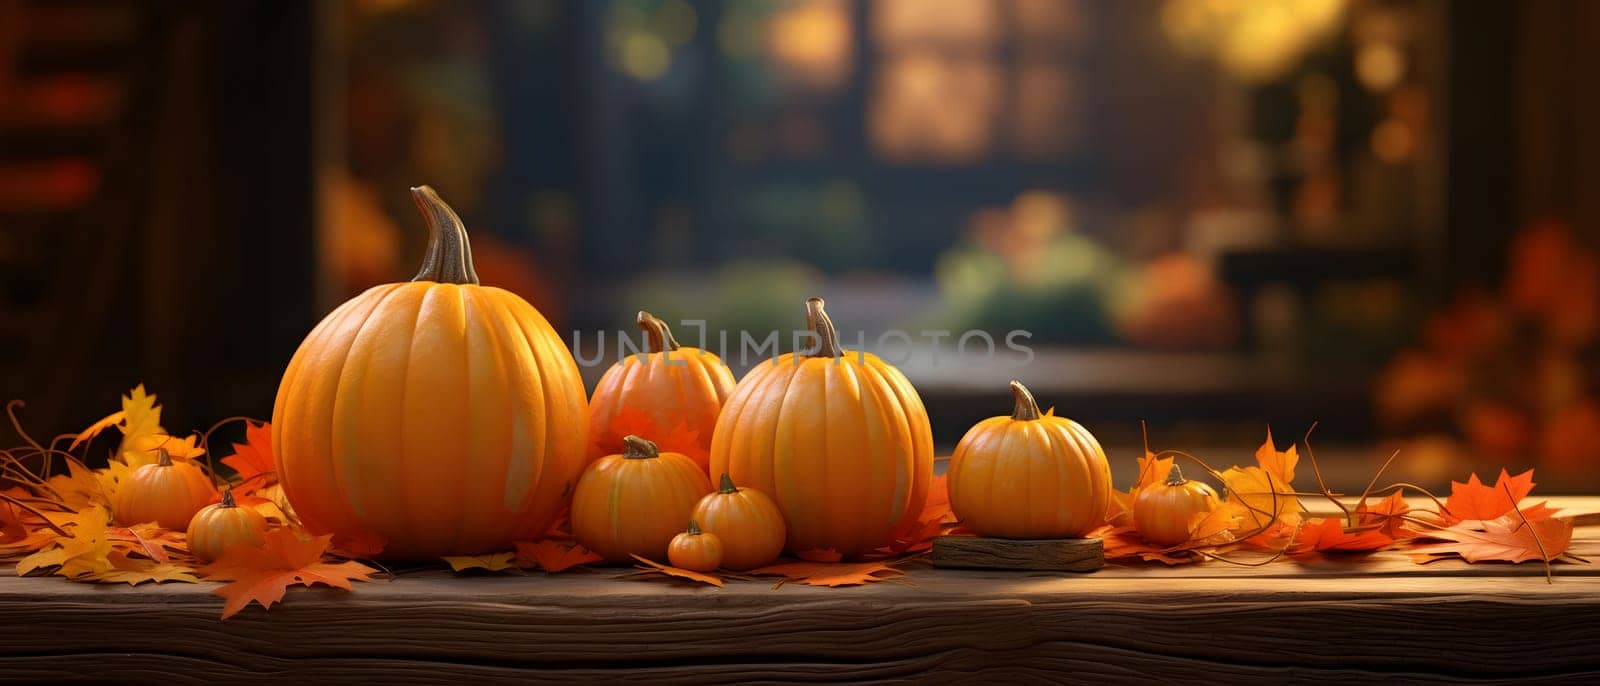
(0, 387, 1585, 622)
(1097, 430, 1582, 574)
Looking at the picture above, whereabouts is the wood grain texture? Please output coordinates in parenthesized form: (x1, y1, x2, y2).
(1, 505, 1597, 684)
(931, 535, 1104, 571)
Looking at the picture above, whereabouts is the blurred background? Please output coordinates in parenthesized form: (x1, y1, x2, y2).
(2, 0, 1598, 490)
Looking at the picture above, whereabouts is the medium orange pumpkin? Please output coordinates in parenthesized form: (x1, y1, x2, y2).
(710, 297, 933, 559)
(1133, 465, 1220, 546)
(186, 490, 269, 562)
(690, 473, 786, 570)
(273, 186, 589, 559)
(667, 521, 724, 572)
(947, 380, 1112, 539)
(588, 311, 736, 469)
(113, 449, 216, 530)
(571, 435, 713, 563)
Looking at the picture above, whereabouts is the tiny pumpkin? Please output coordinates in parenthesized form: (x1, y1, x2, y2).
(947, 380, 1113, 539)
(667, 520, 724, 572)
(1133, 464, 1220, 546)
(113, 449, 217, 530)
(186, 490, 269, 563)
(588, 311, 736, 469)
(691, 473, 786, 570)
(571, 435, 714, 563)
(710, 297, 933, 558)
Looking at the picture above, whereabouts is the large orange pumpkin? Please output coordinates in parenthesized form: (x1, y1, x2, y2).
(947, 380, 1112, 539)
(709, 297, 933, 559)
(587, 310, 735, 469)
(273, 186, 589, 559)
(571, 435, 713, 562)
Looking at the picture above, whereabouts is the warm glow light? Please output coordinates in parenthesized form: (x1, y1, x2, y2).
(1356, 42, 1405, 91)
(767, 0, 853, 89)
(1161, 0, 1348, 83)
(620, 31, 672, 81)
(1370, 118, 1413, 163)
(870, 52, 1001, 163)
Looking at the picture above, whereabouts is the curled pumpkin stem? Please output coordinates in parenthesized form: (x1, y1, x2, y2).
(1009, 380, 1042, 421)
(622, 435, 659, 459)
(409, 185, 479, 285)
(805, 297, 842, 358)
(636, 311, 682, 353)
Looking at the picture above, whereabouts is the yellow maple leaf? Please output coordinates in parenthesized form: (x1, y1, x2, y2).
(82, 552, 199, 585)
(1220, 465, 1300, 532)
(1254, 428, 1298, 485)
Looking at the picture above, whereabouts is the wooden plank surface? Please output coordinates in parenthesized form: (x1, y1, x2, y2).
(0, 502, 1597, 684)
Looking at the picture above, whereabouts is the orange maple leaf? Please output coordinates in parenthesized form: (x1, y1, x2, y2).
(328, 530, 387, 559)
(629, 554, 724, 587)
(1093, 525, 1198, 565)
(1444, 469, 1536, 521)
(593, 406, 708, 469)
(442, 552, 520, 573)
(220, 421, 275, 489)
(1410, 512, 1572, 564)
(199, 528, 378, 619)
(1355, 490, 1412, 538)
(1290, 518, 1393, 556)
(1254, 428, 1298, 484)
(886, 474, 954, 553)
(514, 539, 601, 572)
(795, 548, 844, 563)
(748, 560, 904, 587)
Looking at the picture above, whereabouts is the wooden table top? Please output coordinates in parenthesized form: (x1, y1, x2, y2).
(3, 498, 1598, 684)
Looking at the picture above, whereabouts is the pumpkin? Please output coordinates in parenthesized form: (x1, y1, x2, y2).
(588, 310, 736, 469)
(273, 186, 589, 559)
(710, 297, 933, 558)
(690, 473, 786, 570)
(571, 435, 713, 563)
(113, 449, 216, 530)
(667, 520, 724, 572)
(947, 380, 1112, 539)
(1133, 464, 1220, 546)
(186, 489, 269, 563)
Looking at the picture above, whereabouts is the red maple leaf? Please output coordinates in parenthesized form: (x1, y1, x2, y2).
(1354, 490, 1412, 539)
(593, 406, 708, 470)
(886, 474, 955, 553)
(514, 539, 602, 572)
(1444, 469, 1535, 521)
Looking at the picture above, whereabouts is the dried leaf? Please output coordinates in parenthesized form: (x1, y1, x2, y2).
(442, 552, 520, 573)
(83, 552, 199, 585)
(1254, 428, 1298, 484)
(627, 554, 724, 586)
(593, 406, 707, 467)
(1290, 518, 1393, 556)
(1445, 469, 1536, 521)
(747, 560, 904, 587)
(514, 539, 601, 572)
(199, 528, 377, 619)
(70, 411, 125, 450)
(795, 548, 844, 563)
(329, 529, 387, 559)
(1219, 464, 1300, 533)
(1095, 525, 1200, 566)
(1355, 490, 1412, 538)
(1409, 513, 1572, 564)
(221, 421, 275, 489)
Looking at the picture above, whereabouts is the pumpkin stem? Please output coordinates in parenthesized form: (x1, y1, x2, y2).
(156, 448, 173, 467)
(636, 311, 681, 352)
(621, 435, 659, 459)
(805, 297, 841, 358)
(686, 520, 702, 536)
(219, 489, 238, 508)
(718, 473, 738, 494)
(1009, 380, 1042, 421)
(1167, 464, 1188, 486)
(409, 185, 480, 285)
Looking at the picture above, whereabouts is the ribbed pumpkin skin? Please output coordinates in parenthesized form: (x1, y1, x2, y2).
(1133, 474, 1219, 546)
(691, 476, 787, 570)
(948, 391, 1112, 539)
(710, 352, 934, 559)
(186, 498, 268, 563)
(571, 446, 712, 563)
(272, 282, 589, 559)
(587, 347, 735, 468)
(114, 459, 215, 530)
(667, 525, 724, 572)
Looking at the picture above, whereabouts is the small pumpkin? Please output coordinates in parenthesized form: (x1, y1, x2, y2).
(691, 473, 786, 570)
(186, 489, 269, 563)
(113, 449, 216, 530)
(588, 311, 736, 469)
(571, 435, 713, 563)
(667, 520, 724, 572)
(947, 380, 1112, 539)
(1133, 464, 1220, 546)
(273, 186, 589, 559)
(710, 297, 933, 558)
